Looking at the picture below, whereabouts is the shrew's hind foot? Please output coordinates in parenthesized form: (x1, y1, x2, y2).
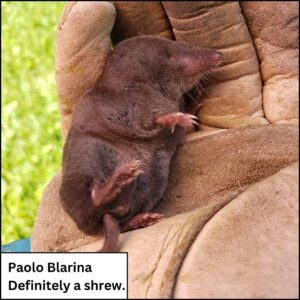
(92, 160, 144, 207)
(120, 212, 164, 232)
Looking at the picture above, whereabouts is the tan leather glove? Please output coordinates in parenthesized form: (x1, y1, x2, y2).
(32, 2, 298, 298)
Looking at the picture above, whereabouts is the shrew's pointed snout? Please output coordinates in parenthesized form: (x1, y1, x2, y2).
(171, 47, 224, 76)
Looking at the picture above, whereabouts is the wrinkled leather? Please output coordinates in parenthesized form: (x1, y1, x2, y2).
(56, 1, 116, 138)
(112, 1, 174, 42)
(162, 1, 267, 129)
(31, 1, 299, 298)
(173, 162, 299, 299)
(241, 1, 299, 125)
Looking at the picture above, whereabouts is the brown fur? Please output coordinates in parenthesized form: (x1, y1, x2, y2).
(59, 36, 222, 251)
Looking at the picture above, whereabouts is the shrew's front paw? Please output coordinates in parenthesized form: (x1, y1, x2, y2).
(154, 112, 199, 133)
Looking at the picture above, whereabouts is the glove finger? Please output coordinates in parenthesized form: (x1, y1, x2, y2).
(162, 1, 267, 129)
(241, 1, 299, 125)
(56, 1, 116, 138)
(112, 1, 174, 44)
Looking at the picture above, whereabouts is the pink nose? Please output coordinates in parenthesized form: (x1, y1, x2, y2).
(214, 51, 224, 61)
(208, 51, 224, 66)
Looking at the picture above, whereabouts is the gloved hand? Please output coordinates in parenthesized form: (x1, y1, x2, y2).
(32, 2, 298, 298)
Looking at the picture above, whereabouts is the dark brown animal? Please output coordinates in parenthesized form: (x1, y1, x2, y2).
(59, 36, 223, 251)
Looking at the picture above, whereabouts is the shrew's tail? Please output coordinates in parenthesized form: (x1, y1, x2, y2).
(100, 213, 120, 252)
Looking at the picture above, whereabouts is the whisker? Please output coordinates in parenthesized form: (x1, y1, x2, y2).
(181, 85, 195, 111)
(185, 87, 198, 104)
(197, 80, 212, 98)
(181, 64, 224, 112)
(207, 69, 225, 81)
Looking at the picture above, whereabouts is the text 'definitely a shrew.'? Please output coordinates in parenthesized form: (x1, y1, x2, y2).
(1, 253, 128, 299)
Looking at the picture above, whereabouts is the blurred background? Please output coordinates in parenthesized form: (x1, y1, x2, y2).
(2, 1, 66, 244)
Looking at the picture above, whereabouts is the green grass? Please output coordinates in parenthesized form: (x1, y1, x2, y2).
(2, 1, 66, 244)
